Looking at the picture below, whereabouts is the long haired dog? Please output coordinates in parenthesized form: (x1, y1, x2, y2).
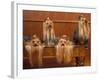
(43, 17, 55, 46)
(56, 35, 73, 65)
(25, 35, 43, 67)
(78, 15, 90, 43)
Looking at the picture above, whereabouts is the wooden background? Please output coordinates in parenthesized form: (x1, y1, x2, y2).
(23, 10, 91, 40)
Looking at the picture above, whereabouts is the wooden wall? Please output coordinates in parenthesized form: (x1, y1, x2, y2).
(23, 10, 91, 40)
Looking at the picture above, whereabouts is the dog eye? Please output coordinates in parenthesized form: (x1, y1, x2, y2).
(32, 41, 34, 43)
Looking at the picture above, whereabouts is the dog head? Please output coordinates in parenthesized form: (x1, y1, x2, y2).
(58, 38, 67, 47)
(79, 15, 87, 24)
(31, 35, 41, 47)
(45, 17, 53, 29)
(58, 35, 73, 47)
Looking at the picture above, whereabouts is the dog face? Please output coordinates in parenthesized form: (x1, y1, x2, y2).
(58, 38, 67, 47)
(45, 21, 52, 29)
(31, 38, 41, 47)
(45, 17, 53, 29)
(79, 16, 86, 25)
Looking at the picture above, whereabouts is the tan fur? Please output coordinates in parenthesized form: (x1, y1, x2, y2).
(43, 17, 55, 44)
(78, 17, 90, 40)
(25, 35, 44, 67)
(56, 38, 73, 64)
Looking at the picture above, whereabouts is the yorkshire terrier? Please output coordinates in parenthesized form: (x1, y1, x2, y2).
(25, 35, 44, 67)
(56, 35, 74, 65)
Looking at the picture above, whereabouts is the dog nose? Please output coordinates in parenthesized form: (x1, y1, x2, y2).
(46, 23, 48, 25)
(33, 44, 38, 46)
(61, 44, 64, 46)
(48, 25, 52, 29)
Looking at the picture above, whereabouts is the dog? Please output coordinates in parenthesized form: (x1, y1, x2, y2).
(78, 15, 90, 44)
(25, 35, 44, 67)
(56, 35, 74, 65)
(43, 17, 55, 46)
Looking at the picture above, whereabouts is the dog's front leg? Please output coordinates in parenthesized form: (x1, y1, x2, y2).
(56, 46, 63, 64)
(38, 46, 43, 67)
(51, 28, 55, 40)
(25, 45, 34, 67)
(47, 30, 50, 45)
(64, 45, 73, 64)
